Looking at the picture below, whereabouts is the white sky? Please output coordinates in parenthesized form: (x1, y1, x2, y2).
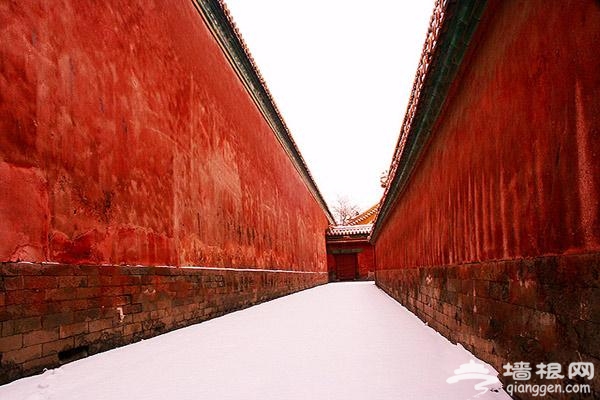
(225, 0, 436, 211)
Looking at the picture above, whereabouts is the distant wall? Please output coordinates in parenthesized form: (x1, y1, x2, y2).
(0, 0, 329, 382)
(374, 0, 600, 395)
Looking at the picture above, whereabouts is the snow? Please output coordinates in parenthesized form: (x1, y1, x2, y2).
(0, 282, 510, 400)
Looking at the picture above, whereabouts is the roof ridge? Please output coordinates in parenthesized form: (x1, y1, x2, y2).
(371, 0, 488, 240)
(347, 203, 380, 225)
(327, 224, 374, 237)
(218, 0, 298, 151)
(195, 0, 335, 223)
(373, 0, 447, 227)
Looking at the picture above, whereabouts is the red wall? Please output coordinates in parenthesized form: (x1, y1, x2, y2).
(0, 0, 329, 270)
(376, 0, 600, 270)
(374, 2, 600, 395)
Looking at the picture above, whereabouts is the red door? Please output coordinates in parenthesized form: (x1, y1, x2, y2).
(335, 254, 357, 281)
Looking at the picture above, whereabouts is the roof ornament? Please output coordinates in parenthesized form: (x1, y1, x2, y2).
(379, 170, 389, 188)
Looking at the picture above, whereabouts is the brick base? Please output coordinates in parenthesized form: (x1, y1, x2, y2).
(376, 253, 600, 399)
(0, 262, 327, 384)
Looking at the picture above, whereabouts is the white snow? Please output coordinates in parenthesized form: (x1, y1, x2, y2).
(0, 282, 510, 400)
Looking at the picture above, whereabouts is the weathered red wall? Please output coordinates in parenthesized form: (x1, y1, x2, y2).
(326, 241, 375, 280)
(375, 1, 600, 396)
(376, 0, 600, 269)
(0, 0, 329, 270)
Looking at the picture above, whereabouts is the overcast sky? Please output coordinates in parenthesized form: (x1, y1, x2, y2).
(225, 0, 436, 212)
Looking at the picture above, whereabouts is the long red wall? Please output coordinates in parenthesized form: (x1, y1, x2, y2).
(0, 0, 329, 270)
(376, 0, 600, 271)
(0, 0, 330, 382)
(375, 0, 600, 394)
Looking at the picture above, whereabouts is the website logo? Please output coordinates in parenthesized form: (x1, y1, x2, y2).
(446, 360, 501, 396)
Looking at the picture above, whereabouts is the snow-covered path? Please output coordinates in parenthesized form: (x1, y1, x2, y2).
(1, 282, 510, 400)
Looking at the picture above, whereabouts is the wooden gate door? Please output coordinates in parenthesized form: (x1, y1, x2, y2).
(335, 253, 357, 281)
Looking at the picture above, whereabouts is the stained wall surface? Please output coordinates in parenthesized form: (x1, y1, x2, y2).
(376, 0, 600, 271)
(0, 0, 329, 271)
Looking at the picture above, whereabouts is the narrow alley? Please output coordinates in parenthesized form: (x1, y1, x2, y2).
(1, 1, 599, 399)
(0, 283, 509, 400)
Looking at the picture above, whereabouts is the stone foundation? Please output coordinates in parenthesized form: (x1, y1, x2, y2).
(376, 252, 600, 399)
(0, 262, 326, 384)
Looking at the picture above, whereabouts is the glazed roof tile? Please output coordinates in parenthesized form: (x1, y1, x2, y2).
(327, 224, 373, 237)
